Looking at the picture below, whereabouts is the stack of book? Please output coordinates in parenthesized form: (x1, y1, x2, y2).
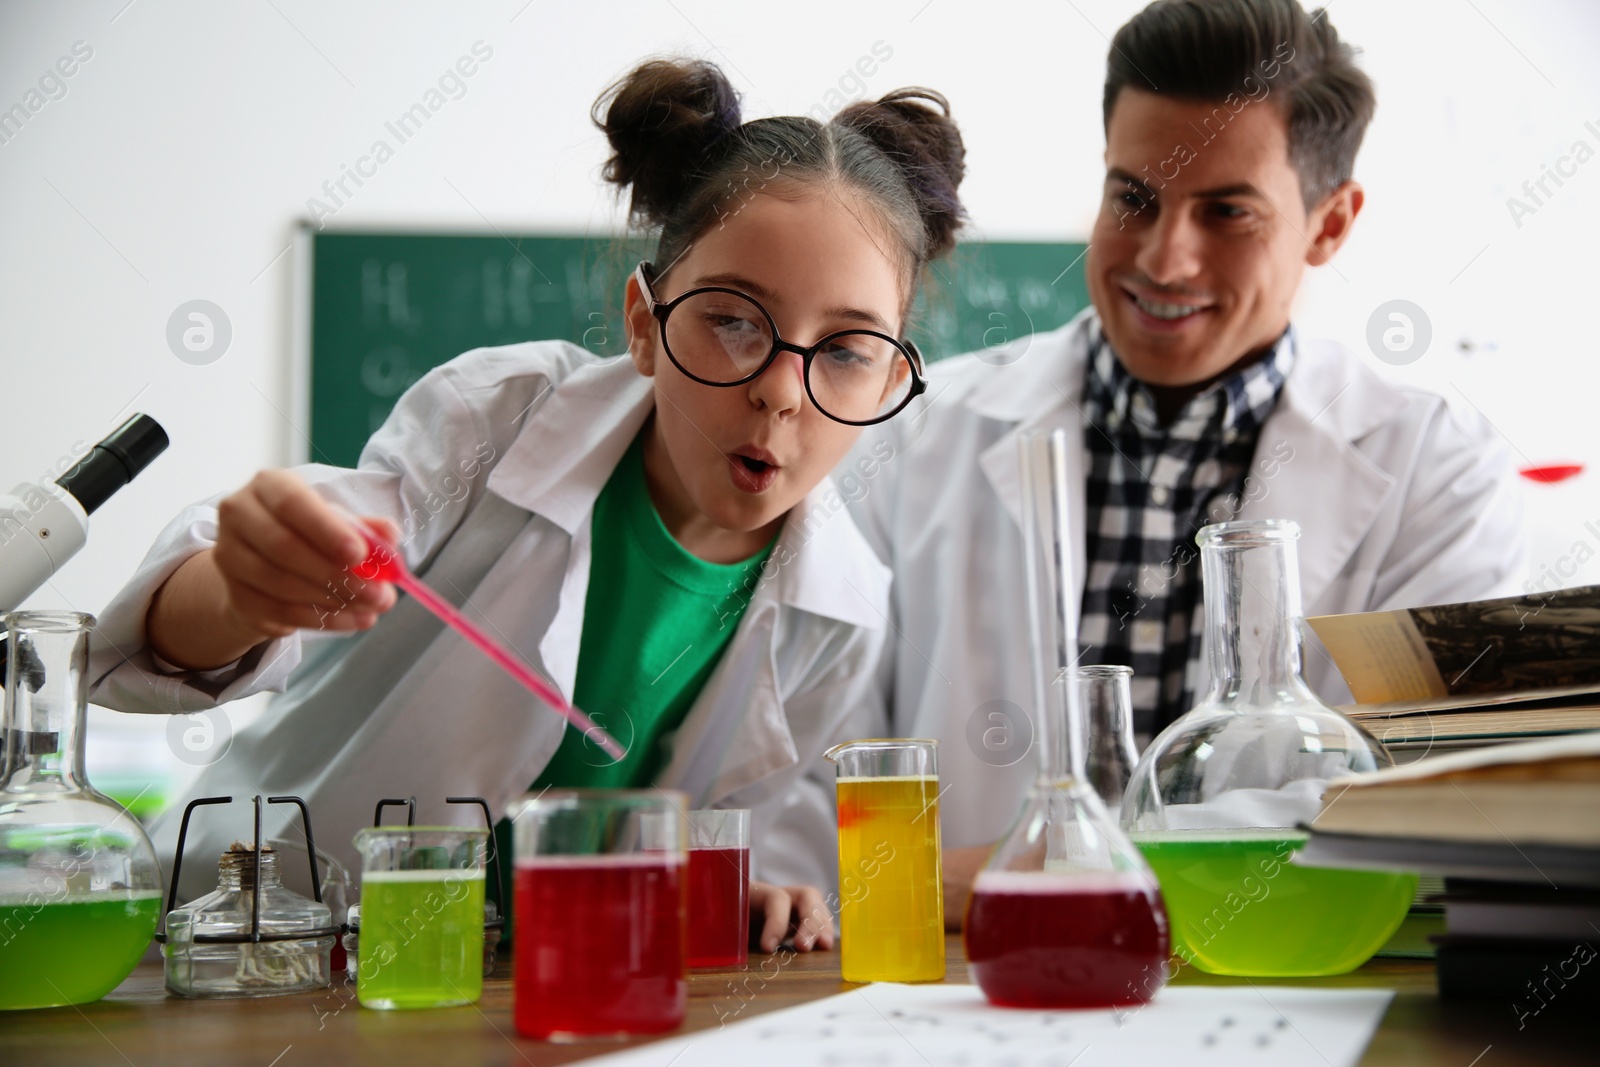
(1307, 584, 1600, 752)
(1298, 731, 1600, 1005)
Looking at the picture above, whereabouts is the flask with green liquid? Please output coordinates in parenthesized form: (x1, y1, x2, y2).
(1122, 521, 1415, 977)
(0, 611, 162, 1010)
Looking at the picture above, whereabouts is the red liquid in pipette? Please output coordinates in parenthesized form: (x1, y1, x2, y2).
(356, 540, 626, 760)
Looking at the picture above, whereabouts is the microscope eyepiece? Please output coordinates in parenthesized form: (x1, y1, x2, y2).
(55, 414, 170, 516)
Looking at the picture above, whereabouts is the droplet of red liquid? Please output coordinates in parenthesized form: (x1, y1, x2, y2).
(355, 542, 403, 582)
(1519, 464, 1585, 484)
(836, 794, 863, 831)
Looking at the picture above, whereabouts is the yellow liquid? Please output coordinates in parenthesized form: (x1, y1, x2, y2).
(836, 776, 944, 982)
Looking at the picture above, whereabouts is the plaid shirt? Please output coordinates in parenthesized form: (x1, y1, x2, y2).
(1078, 325, 1295, 736)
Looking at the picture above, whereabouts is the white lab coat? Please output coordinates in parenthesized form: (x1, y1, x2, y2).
(844, 310, 1527, 851)
(89, 342, 889, 900)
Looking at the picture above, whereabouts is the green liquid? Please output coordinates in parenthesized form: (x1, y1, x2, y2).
(357, 870, 485, 1009)
(1135, 831, 1415, 977)
(0, 894, 162, 1010)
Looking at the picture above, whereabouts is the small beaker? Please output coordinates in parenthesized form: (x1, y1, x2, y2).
(508, 789, 687, 1041)
(1074, 665, 1139, 821)
(824, 739, 944, 983)
(687, 809, 750, 969)
(351, 826, 488, 1010)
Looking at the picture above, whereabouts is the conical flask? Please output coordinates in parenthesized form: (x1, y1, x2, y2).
(963, 430, 1170, 1009)
(0, 611, 163, 1010)
(1122, 520, 1415, 977)
(1076, 665, 1138, 823)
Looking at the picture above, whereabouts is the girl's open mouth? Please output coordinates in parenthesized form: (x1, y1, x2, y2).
(728, 450, 780, 494)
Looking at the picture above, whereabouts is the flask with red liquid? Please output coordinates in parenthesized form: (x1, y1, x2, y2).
(963, 430, 1170, 1009)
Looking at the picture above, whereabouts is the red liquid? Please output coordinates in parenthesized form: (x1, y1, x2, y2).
(964, 871, 1171, 1009)
(686, 846, 749, 969)
(513, 856, 686, 1039)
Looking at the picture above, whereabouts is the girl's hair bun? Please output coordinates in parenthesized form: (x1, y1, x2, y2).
(593, 59, 743, 227)
(834, 89, 967, 259)
(592, 61, 967, 291)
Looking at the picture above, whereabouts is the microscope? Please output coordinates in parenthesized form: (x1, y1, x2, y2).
(0, 414, 169, 677)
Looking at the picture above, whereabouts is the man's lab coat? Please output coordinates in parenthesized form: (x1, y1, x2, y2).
(89, 342, 888, 900)
(844, 311, 1527, 851)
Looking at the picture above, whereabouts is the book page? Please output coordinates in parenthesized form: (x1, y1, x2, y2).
(1305, 609, 1448, 703)
(1310, 585, 1600, 708)
(1325, 730, 1600, 787)
(1339, 686, 1600, 718)
(1341, 704, 1600, 746)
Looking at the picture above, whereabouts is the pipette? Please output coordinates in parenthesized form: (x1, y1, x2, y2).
(355, 538, 626, 761)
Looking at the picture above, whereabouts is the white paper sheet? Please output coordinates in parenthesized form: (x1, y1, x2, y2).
(575, 982, 1395, 1067)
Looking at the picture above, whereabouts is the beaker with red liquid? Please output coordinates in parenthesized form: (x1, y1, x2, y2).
(509, 790, 687, 1041)
(686, 809, 750, 969)
(962, 430, 1170, 1010)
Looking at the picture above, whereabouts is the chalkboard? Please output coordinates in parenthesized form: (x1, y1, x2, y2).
(300, 229, 1090, 468)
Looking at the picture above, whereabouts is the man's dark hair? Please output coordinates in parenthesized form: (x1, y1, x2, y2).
(1103, 0, 1376, 210)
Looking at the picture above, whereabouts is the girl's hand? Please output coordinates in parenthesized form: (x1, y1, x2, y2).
(749, 881, 835, 954)
(211, 469, 400, 639)
(148, 471, 402, 671)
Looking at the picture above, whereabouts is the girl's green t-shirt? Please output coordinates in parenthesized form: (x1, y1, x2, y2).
(532, 430, 777, 789)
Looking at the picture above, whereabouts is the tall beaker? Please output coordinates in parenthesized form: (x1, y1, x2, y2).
(963, 430, 1170, 1009)
(825, 738, 943, 983)
(0, 611, 162, 1010)
(1123, 520, 1416, 976)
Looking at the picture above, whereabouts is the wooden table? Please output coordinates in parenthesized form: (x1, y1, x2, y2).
(3, 939, 1590, 1066)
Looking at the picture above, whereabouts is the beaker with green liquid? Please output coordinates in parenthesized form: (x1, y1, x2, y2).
(352, 825, 488, 1009)
(1122, 521, 1416, 977)
(0, 612, 163, 1011)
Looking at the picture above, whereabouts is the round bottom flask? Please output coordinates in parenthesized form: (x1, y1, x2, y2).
(0, 612, 163, 1011)
(1122, 521, 1415, 977)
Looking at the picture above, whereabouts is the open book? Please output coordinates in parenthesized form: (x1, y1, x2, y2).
(1305, 585, 1600, 744)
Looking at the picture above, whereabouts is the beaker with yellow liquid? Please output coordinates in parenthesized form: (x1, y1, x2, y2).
(825, 739, 944, 983)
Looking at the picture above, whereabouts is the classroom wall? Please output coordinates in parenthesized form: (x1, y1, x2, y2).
(2, 0, 1597, 801)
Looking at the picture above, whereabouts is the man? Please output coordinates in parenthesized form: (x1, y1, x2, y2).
(845, 0, 1525, 922)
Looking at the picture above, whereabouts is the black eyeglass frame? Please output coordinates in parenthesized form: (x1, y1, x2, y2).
(634, 261, 927, 427)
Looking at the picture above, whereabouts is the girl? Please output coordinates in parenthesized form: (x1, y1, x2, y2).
(89, 58, 965, 953)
